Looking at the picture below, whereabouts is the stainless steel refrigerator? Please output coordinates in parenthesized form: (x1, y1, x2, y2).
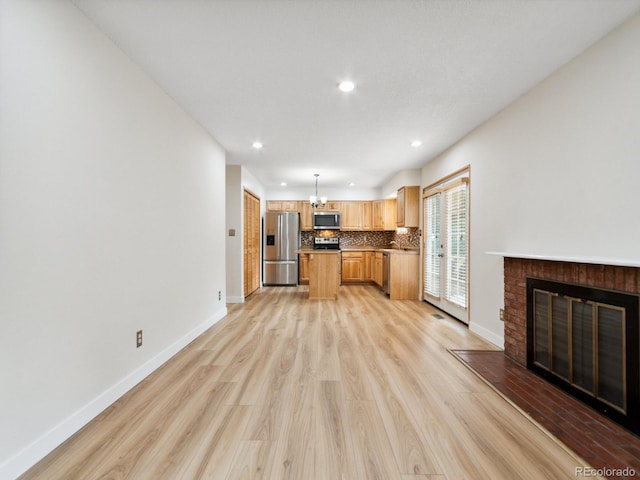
(263, 212, 300, 286)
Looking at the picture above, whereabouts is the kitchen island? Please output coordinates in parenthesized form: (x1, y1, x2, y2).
(299, 246, 419, 300)
(298, 249, 340, 300)
(339, 246, 420, 300)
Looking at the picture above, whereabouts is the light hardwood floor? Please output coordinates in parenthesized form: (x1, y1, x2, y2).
(22, 285, 593, 479)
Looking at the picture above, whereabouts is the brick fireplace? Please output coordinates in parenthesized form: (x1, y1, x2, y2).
(502, 256, 640, 434)
(503, 257, 640, 365)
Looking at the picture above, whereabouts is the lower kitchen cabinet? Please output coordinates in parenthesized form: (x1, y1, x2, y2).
(341, 251, 364, 283)
(363, 252, 373, 281)
(308, 251, 340, 299)
(373, 252, 383, 287)
(299, 253, 310, 284)
(388, 252, 420, 300)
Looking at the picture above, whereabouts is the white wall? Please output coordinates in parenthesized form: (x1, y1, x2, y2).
(422, 12, 640, 347)
(267, 187, 380, 201)
(226, 166, 244, 303)
(0, 1, 227, 477)
(266, 172, 424, 204)
(381, 169, 422, 198)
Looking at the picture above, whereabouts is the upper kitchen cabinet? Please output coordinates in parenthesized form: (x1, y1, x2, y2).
(267, 200, 298, 212)
(372, 199, 396, 231)
(341, 201, 372, 230)
(396, 186, 420, 227)
(362, 201, 372, 230)
(314, 200, 341, 212)
(299, 201, 314, 230)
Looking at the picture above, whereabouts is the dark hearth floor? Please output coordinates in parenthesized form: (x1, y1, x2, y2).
(451, 350, 640, 480)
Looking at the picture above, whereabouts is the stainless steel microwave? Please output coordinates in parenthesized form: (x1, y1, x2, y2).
(313, 211, 341, 230)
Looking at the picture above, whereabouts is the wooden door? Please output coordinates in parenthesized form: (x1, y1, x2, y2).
(244, 190, 261, 297)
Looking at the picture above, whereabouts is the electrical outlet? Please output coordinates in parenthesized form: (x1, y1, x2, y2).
(499, 309, 505, 321)
(218, 290, 221, 301)
(136, 330, 143, 348)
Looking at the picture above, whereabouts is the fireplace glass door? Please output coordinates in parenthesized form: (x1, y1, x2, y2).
(533, 290, 626, 412)
(527, 278, 638, 433)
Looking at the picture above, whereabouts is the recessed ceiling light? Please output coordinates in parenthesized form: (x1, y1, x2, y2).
(411, 140, 422, 148)
(348, 182, 356, 187)
(252, 141, 263, 149)
(280, 182, 287, 187)
(338, 80, 355, 93)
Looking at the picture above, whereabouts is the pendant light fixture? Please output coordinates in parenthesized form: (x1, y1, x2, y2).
(309, 173, 327, 208)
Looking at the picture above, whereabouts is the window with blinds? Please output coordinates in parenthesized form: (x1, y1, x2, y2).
(445, 182, 468, 308)
(423, 193, 441, 298)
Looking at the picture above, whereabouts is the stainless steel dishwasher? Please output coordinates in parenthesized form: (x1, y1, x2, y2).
(382, 252, 390, 295)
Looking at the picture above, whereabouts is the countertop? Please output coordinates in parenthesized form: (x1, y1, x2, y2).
(296, 248, 339, 254)
(298, 246, 419, 255)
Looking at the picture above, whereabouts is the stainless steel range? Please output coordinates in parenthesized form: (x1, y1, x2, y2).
(313, 237, 340, 250)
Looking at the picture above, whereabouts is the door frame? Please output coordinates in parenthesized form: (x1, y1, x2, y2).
(422, 165, 470, 323)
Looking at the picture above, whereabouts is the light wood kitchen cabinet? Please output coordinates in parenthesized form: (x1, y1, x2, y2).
(340, 202, 359, 230)
(361, 201, 372, 230)
(308, 251, 340, 299)
(396, 186, 420, 227)
(341, 201, 372, 230)
(299, 201, 314, 230)
(341, 251, 364, 283)
(314, 200, 340, 212)
(388, 252, 420, 300)
(363, 252, 373, 281)
(265, 197, 402, 231)
(267, 200, 298, 212)
(372, 199, 397, 231)
(299, 253, 310, 284)
(373, 252, 383, 286)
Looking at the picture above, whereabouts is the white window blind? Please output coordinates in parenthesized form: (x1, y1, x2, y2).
(445, 182, 468, 308)
(423, 193, 441, 298)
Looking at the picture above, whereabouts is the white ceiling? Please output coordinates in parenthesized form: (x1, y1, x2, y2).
(72, 0, 640, 190)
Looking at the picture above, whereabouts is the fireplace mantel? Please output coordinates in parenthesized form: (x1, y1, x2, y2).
(486, 251, 640, 268)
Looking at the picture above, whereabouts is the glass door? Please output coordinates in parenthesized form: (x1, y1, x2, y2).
(423, 175, 469, 323)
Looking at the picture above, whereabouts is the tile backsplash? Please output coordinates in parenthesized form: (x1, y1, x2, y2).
(301, 227, 420, 249)
(393, 227, 421, 249)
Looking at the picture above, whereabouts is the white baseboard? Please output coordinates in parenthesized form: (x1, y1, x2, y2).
(469, 322, 504, 349)
(0, 307, 227, 480)
(226, 296, 245, 304)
